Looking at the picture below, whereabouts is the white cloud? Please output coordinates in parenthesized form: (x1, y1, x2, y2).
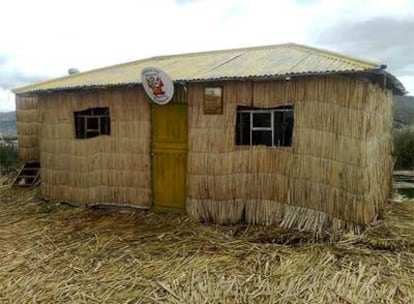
(0, 88, 15, 112)
(399, 76, 414, 95)
(0, 0, 413, 111)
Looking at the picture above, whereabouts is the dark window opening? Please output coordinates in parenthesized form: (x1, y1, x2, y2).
(252, 112, 271, 128)
(235, 106, 293, 147)
(74, 107, 111, 139)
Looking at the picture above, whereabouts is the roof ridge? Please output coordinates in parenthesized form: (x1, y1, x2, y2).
(13, 43, 295, 93)
(14, 42, 398, 95)
(148, 43, 295, 60)
(150, 42, 381, 67)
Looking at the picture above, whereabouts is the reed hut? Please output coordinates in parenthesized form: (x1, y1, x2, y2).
(13, 43, 406, 233)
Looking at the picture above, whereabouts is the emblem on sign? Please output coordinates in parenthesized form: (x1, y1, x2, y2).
(141, 67, 174, 105)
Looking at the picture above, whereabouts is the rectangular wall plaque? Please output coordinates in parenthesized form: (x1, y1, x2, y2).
(203, 87, 223, 114)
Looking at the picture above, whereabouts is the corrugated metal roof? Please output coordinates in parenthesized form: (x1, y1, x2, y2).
(13, 43, 405, 94)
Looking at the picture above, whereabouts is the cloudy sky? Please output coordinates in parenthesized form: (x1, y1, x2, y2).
(0, 0, 413, 111)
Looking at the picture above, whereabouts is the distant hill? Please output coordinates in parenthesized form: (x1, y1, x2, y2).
(0, 111, 16, 137)
(393, 95, 414, 128)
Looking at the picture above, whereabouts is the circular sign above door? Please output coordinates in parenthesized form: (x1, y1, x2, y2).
(141, 67, 174, 105)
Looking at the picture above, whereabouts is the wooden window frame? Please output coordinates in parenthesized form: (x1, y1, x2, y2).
(74, 107, 111, 139)
(236, 106, 293, 147)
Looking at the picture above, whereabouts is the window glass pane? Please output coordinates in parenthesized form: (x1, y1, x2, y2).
(273, 111, 284, 146)
(236, 112, 251, 145)
(253, 112, 271, 128)
(74, 116, 85, 138)
(274, 110, 294, 146)
(101, 117, 111, 135)
(284, 110, 294, 146)
(87, 117, 99, 130)
(252, 130, 272, 146)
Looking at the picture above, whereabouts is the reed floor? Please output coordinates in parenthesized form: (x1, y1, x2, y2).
(1, 183, 414, 303)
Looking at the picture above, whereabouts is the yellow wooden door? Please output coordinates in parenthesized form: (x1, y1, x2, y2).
(151, 103, 188, 210)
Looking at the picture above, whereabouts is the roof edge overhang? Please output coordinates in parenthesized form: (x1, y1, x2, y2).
(13, 69, 407, 96)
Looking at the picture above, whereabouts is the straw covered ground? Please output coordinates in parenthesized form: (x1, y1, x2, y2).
(1, 181, 414, 303)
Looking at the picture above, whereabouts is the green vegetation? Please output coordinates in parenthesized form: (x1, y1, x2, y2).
(0, 144, 19, 171)
(393, 127, 414, 169)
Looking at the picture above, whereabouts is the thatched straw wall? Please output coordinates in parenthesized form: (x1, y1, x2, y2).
(38, 87, 152, 207)
(364, 85, 393, 221)
(186, 76, 393, 233)
(15, 95, 40, 162)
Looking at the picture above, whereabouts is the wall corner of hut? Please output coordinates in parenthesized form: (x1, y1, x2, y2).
(15, 94, 40, 162)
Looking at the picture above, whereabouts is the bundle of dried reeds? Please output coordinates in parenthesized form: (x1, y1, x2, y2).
(1, 186, 413, 303)
(15, 95, 40, 161)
